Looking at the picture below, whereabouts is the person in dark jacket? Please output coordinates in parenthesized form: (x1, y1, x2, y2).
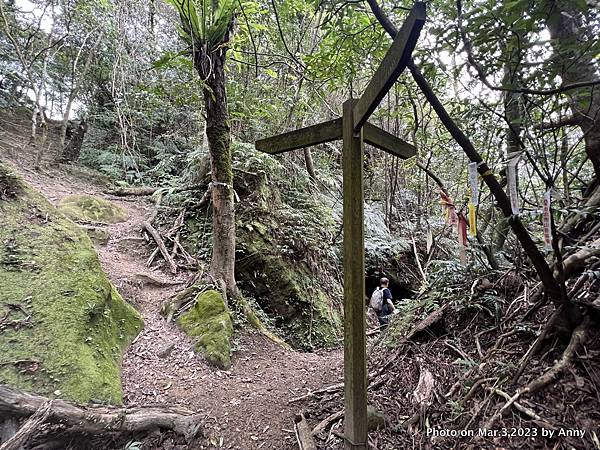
(377, 277, 395, 328)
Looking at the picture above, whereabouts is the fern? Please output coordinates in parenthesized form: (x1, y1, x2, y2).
(166, 0, 237, 50)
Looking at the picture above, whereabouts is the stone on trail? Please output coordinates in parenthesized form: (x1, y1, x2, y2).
(177, 290, 234, 370)
(0, 163, 143, 404)
(58, 194, 127, 224)
(367, 405, 387, 431)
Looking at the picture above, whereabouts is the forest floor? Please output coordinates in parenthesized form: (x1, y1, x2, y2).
(0, 112, 344, 449)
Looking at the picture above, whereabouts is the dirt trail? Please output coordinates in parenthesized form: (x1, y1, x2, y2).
(0, 124, 343, 449)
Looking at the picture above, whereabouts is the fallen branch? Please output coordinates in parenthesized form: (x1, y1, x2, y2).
(288, 382, 344, 404)
(311, 410, 344, 437)
(106, 186, 157, 197)
(0, 385, 203, 441)
(107, 184, 205, 197)
(0, 400, 52, 450)
(142, 221, 177, 274)
(405, 304, 447, 341)
(294, 413, 317, 450)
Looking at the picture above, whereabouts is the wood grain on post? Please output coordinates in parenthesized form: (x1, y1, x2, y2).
(342, 99, 368, 450)
(352, 2, 426, 131)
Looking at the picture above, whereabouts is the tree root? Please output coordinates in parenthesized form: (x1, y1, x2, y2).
(511, 307, 564, 384)
(486, 388, 553, 428)
(523, 316, 591, 395)
(0, 385, 203, 442)
(561, 237, 600, 278)
(161, 284, 208, 322)
(483, 316, 591, 430)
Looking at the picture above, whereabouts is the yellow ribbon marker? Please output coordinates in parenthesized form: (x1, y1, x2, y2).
(469, 200, 477, 236)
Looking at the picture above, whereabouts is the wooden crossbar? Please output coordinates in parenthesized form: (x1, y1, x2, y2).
(255, 118, 342, 154)
(253, 4, 426, 449)
(363, 123, 416, 159)
(352, 2, 426, 130)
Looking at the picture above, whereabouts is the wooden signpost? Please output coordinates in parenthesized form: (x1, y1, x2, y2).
(255, 3, 426, 448)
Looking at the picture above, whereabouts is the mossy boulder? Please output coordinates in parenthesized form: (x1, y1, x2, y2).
(0, 163, 142, 404)
(58, 194, 126, 223)
(177, 290, 233, 370)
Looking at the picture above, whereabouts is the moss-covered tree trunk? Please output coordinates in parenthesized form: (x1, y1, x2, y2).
(194, 46, 238, 299)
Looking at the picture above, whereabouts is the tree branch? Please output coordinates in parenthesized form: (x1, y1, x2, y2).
(365, 0, 565, 309)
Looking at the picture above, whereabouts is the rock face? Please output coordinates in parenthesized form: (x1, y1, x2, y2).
(183, 143, 343, 351)
(177, 290, 233, 370)
(58, 194, 126, 223)
(230, 143, 343, 350)
(236, 220, 342, 350)
(0, 163, 142, 404)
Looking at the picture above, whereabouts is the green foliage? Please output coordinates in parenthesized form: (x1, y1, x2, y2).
(166, 0, 237, 49)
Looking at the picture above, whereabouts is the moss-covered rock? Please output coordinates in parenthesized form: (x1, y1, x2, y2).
(177, 290, 233, 369)
(236, 219, 342, 350)
(0, 163, 142, 404)
(84, 226, 110, 245)
(58, 194, 126, 223)
(367, 405, 387, 431)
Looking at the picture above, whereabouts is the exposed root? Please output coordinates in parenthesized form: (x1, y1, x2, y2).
(141, 221, 178, 274)
(511, 306, 563, 384)
(523, 316, 592, 395)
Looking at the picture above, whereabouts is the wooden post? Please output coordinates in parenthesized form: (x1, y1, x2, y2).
(342, 99, 367, 450)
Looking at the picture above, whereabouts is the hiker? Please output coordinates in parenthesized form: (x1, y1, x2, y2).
(369, 277, 396, 329)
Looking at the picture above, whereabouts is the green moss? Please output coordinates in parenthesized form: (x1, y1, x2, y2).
(0, 165, 142, 404)
(236, 221, 342, 350)
(178, 290, 233, 369)
(58, 194, 126, 223)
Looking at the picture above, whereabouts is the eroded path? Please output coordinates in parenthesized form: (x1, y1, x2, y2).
(1, 146, 343, 449)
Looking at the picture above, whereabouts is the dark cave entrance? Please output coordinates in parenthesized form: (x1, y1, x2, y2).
(365, 267, 415, 303)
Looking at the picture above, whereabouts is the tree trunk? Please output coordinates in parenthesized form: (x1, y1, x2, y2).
(0, 385, 203, 443)
(546, 0, 600, 179)
(195, 48, 238, 299)
(303, 147, 317, 181)
(60, 120, 87, 163)
(495, 51, 523, 251)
